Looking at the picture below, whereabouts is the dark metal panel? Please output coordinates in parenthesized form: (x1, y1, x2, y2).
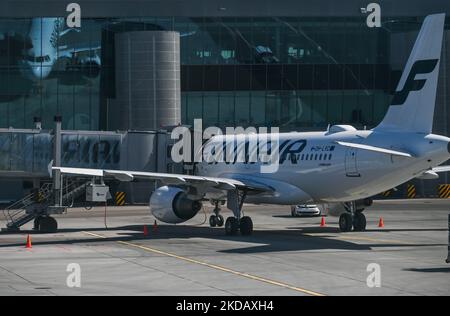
(0, 0, 449, 18)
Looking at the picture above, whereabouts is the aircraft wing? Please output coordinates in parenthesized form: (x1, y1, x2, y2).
(432, 165, 450, 173)
(414, 165, 450, 179)
(53, 167, 272, 193)
(335, 141, 414, 158)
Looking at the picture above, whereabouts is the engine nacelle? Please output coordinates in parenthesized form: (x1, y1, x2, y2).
(150, 186, 202, 224)
(79, 56, 101, 78)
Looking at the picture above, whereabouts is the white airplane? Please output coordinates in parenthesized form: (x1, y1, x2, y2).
(19, 18, 101, 81)
(19, 18, 197, 81)
(54, 13, 450, 236)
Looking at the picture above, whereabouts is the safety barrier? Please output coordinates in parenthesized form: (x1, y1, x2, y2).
(115, 191, 126, 206)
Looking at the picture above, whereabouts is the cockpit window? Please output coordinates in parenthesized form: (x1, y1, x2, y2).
(25, 55, 51, 63)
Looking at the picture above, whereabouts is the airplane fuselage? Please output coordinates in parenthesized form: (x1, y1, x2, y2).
(197, 130, 450, 204)
(20, 18, 61, 80)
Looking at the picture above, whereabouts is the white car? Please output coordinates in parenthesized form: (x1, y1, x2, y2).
(291, 205, 322, 217)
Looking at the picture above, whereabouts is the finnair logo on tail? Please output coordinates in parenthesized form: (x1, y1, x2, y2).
(391, 59, 438, 105)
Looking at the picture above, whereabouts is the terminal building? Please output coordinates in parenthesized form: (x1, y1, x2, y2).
(1, 0, 450, 202)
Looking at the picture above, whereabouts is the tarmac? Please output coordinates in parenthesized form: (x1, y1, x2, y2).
(0, 199, 449, 296)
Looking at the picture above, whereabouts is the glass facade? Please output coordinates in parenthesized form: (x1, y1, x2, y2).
(0, 16, 446, 132)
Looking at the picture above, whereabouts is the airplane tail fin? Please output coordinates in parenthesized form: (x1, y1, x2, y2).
(375, 13, 445, 134)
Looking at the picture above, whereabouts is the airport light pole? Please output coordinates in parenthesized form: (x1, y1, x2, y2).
(446, 214, 450, 264)
(53, 115, 62, 206)
(33, 117, 42, 192)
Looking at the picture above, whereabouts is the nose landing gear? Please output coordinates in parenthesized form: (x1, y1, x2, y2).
(209, 202, 225, 228)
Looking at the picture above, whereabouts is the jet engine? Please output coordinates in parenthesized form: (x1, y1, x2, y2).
(150, 186, 202, 224)
(78, 56, 101, 78)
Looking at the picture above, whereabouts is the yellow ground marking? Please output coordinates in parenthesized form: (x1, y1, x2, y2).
(302, 233, 415, 245)
(335, 235, 414, 245)
(82, 231, 325, 296)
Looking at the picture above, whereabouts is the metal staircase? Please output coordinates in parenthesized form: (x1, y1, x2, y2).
(1, 181, 90, 232)
(2, 183, 53, 231)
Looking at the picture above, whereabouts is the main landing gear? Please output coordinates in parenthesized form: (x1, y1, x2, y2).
(211, 190, 254, 236)
(227, 190, 253, 236)
(224, 216, 253, 236)
(339, 202, 366, 232)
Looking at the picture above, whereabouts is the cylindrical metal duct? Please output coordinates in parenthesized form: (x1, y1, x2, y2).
(113, 31, 181, 130)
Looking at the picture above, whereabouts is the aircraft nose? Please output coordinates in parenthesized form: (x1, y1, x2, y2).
(32, 66, 51, 80)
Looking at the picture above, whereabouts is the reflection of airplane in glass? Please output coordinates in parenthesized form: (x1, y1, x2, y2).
(19, 18, 101, 81)
(18, 18, 197, 81)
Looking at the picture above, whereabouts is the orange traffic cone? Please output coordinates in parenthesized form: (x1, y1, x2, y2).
(26, 235, 32, 249)
(320, 216, 326, 227)
(153, 220, 158, 233)
(378, 217, 385, 228)
(143, 225, 148, 236)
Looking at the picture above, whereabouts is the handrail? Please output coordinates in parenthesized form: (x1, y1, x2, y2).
(3, 180, 90, 229)
(3, 183, 53, 225)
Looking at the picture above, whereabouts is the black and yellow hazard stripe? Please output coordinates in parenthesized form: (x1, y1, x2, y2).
(407, 184, 416, 199)
(115, 191, 126, 206)
(382, 190, 392, 198)
(37, 191, 45, 203)
(34, 190, 45, 203)
(438, 184, 450, 198)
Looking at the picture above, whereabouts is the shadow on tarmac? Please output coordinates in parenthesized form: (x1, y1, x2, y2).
(404, 267, 450, 273)
(0, 224, 445, 254)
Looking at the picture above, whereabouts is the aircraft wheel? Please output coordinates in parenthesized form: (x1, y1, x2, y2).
(240, 216, 253, 236)
(225, 217, 239, 236)
(339, 213, 353, 232)
(353, 213, 367, 231)
(38, 216, 58, 233)
(209, 215, 217, 227)
(216, 215, 224, 227)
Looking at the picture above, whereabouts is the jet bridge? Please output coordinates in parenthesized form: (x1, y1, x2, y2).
(0, 122, 181, 232)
